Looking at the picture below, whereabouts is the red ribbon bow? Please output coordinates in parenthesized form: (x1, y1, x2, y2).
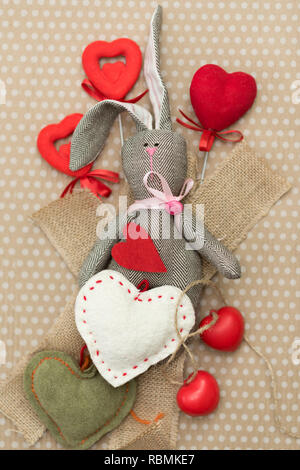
(67, 77, 147, 200)
(61, 169, 120, 200)
(82, 78, 148, 104)
(176, 109, 243, 152)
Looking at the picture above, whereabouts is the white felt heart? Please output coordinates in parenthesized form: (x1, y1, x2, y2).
(75, 270, 195, 387)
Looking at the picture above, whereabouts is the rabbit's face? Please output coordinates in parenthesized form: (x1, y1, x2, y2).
(122, 130, 187, 199)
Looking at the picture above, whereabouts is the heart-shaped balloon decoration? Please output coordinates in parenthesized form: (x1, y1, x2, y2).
(82, 38, 142, 100)
(111, 223, 167, 273)
(199, 306, 244, 352)
(190, 64, 257, 131)
(24, 351, 136, 450)
(37, 113, 93, 177)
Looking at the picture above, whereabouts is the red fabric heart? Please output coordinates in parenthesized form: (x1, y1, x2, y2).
(37, 113, 93, 177)
(82, 39, 142, 100)
(111, 223, 167, 273)
(190, 64, 257, 131)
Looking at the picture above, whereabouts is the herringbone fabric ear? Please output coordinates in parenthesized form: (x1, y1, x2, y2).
(70, 100, 153, 172)
(144, 5, 172, 131)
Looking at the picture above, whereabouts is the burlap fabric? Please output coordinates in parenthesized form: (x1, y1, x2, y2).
(0, 141, 291, 449)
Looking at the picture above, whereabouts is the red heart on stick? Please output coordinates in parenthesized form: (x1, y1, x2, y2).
(111, 223, 167, 273)
(190, 64, 257, 131)
(199, 306, 244, 352)
(37, 113, 93, 177)
(82, 39, 142, 100)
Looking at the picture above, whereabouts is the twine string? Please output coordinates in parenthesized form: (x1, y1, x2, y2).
(166, 278, 300, 440)
(243, 335, 300, 440)
(164, 279, 222, 386)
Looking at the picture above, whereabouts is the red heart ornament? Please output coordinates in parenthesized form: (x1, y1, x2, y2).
(177, 370, 220, 417)
(37, 113, 93, 177)
(111, 223, 167, 273)
(82, 39, 142, 100)
(199, 306, 244, 352)
(190, 64, 257, 131)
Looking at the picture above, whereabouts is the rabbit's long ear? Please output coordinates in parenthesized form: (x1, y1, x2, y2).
(144, 5, 172, 131)
(70, 100, 153, 171)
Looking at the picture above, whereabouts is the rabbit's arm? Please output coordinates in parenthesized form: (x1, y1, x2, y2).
(79, 236, 115, 288)
(183, 215, 241, 279)
(78, 213, 133, 288)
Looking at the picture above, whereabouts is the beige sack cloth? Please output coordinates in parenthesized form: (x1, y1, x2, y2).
(0, 141, 291, 448)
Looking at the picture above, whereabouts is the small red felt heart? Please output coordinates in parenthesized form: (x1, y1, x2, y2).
(82, 39, 142, 100)
(37, 113, 93, 177)
(190, 64, 257, 131)
(111, 223, 167, 273)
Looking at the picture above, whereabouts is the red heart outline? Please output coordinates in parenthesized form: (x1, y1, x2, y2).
(37, 113, 93, 177)
(190, 64, 257, 131)
(111, 223, 167, 273)
(82, 38, 142, 100)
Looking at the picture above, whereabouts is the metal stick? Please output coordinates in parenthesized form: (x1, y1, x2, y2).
(200, 151, 209, 184)
(118, 114, 124, 147)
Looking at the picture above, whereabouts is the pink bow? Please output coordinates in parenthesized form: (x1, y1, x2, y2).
(128, 171, 194, 230)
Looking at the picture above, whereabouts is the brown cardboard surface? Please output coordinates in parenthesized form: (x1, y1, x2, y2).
(0, 0, 299, 450)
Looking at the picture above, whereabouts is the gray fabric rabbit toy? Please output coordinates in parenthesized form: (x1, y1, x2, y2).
(70, 6, 241, 386)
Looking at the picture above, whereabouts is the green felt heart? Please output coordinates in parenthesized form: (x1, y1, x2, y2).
(24, 351, 136, 450)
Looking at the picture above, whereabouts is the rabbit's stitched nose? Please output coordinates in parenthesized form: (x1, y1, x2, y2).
(145, 147, 157, 157)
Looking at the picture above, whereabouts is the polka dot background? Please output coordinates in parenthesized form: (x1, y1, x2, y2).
(0, 0, 299, 450)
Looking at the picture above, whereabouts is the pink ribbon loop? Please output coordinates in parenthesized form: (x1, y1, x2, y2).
(128, 171, 194, 228)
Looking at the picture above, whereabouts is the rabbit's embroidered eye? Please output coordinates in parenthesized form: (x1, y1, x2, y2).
(144, 143, 148, 147)
(154, 143, 159, 147)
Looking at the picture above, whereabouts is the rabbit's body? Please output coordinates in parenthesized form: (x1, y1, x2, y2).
(107, 210, 203, 308)
(71, 5, 241, 313)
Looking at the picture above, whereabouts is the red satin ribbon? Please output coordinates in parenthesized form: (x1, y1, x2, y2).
(61, 169, 120, 200)
(81, 78, 148, 103)
(176, 109, 243, 152)
(79, 344, 87, 367)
